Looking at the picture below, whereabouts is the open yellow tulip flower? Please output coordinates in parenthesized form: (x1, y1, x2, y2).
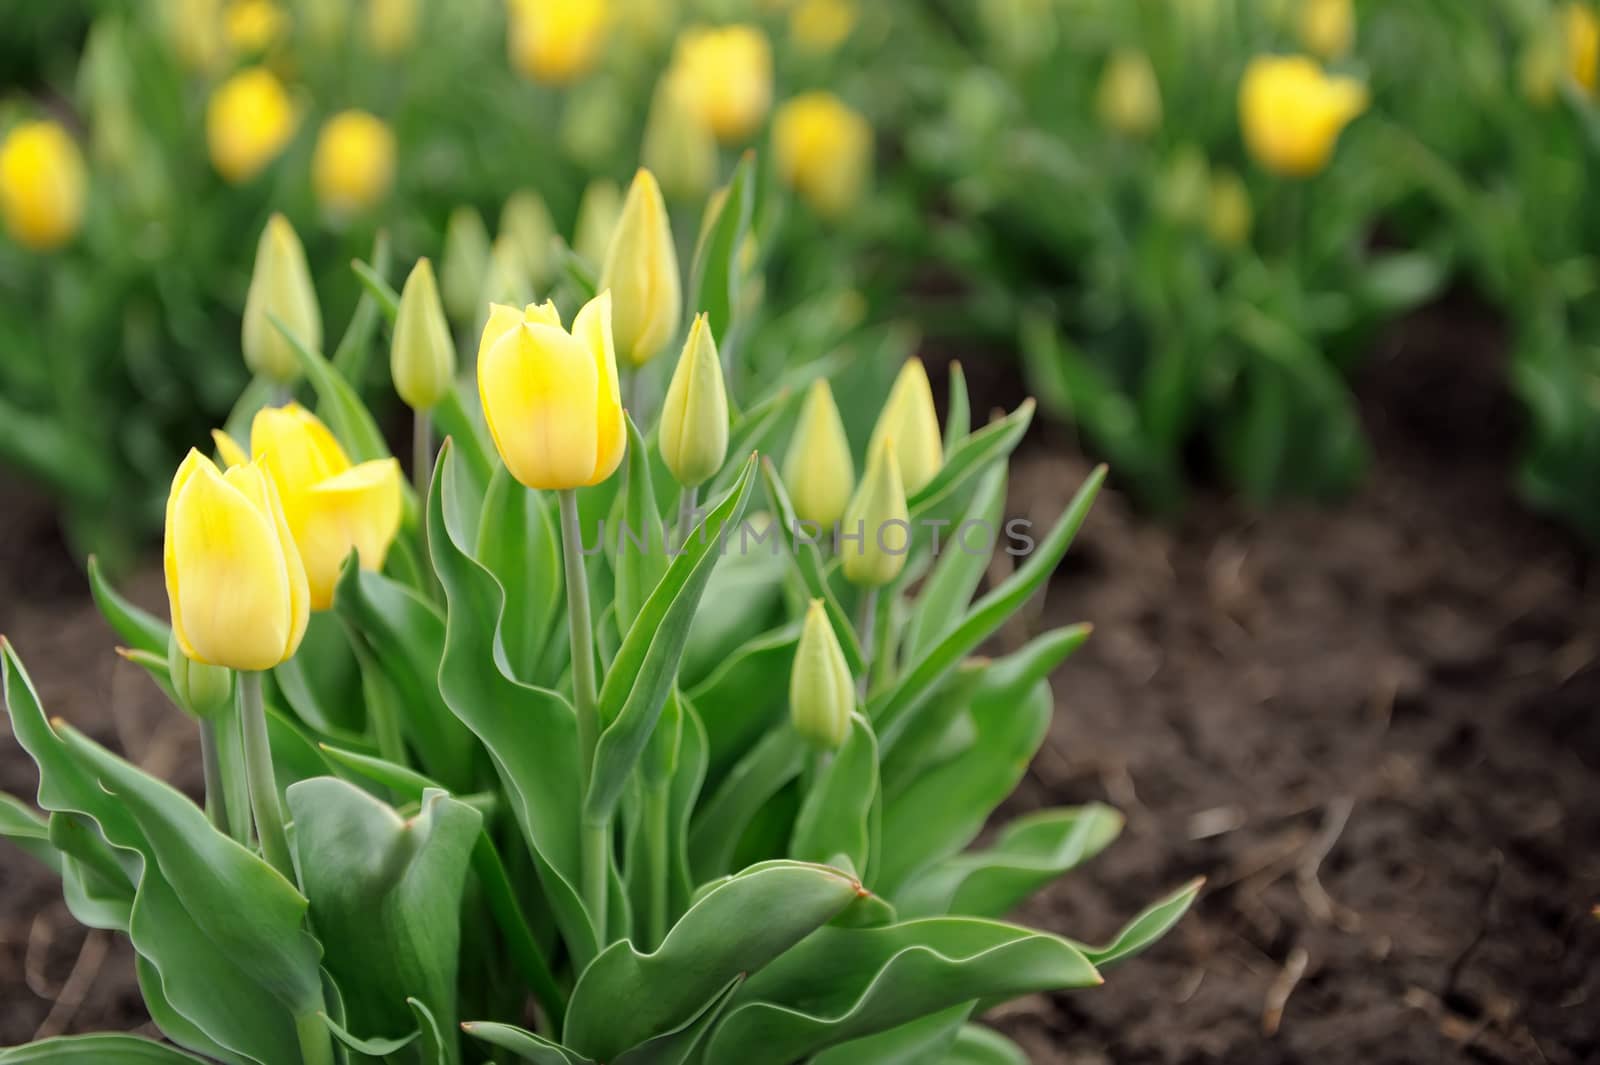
(1238, 55, 1367, 178)
(0, 120, 87, 251)
(213, 404, 404, 610)
(477, 291, 627, 491)
(207, 66, 297, 183)
(165, 449, 310, 670)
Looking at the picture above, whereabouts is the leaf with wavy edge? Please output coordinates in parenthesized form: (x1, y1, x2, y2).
(0, 1035, 210, 1064)
(939, 1024, 1029, 1065)
(810, 1005, 971, 1065)
(563, 861, 866, 1061)
(1069, 878, 1203, 968)
(702, 917, 1101, 1065)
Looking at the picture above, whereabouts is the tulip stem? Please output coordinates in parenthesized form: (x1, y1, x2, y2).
(412, 410, 434, 501)
(293, 1011, 336, 1065)
(198, 718, 230, 837)
(558, 489, 608, 941)
(644, 782, 670, 950)
(238, 671, 295, 883)
(856, 588, 878, 699)
(676, 484, 700, 549)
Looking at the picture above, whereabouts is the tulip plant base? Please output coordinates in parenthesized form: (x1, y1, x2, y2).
(1, 308, 1597, 1063)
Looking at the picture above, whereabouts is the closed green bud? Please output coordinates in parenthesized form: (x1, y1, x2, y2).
(841, 435, 910, 587)
(867, 358, 943, 496)
(600, 168, 682, 367)
(501, 189, 556, 291)
(659, 313, 729, 487)
(477, 233, 533, 337)
(390, 258, 456, 411)
(441, 205, 491, 325)
(242, 213, 322, 383)
(783, 378, 855, 528)
(790, 599, 854, 749)
(167, 632, 233, 719)
(573, 177, 622, 272)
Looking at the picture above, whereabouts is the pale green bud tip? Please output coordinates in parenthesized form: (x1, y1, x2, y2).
(166, 631, 233, 719)
(660, 313, 730, 488)
(441, 205, 491, 324)
(242, 212, 322, 384)
(391, 257, 457, 411)
(841, 435, 910, 588)
(600, 167, 682, 367)
(790, 599, 854, 750)
(783, 377, 856, 529)
(868, 358, 944, 496)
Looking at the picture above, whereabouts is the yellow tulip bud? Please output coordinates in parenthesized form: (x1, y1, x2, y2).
(773, 92, 873, 219)
(1238, 55, 1367, 178)
(1206, 168, 1253, 248)
(1096, 50, 1163, 138)
(573, 177, 622, 270)
(599, 168, 681, 367)
(242, 213, 322, 383)
(213, 403, 404, 611)
(0, 121, 87, 252)
(366, 0, 419, 55)
(225, 0, 290, 55)
(867, 359, 943, 497)
(165, 449, 310, 670)
(441, 205, 491, 324)
(391, 258, 456, 411)
(501, 189, 556, 291)
(840, 435, 910, 588)
(670, 24, 773, 143)
(508, 0, 610, 85)
(477, 291, 626, 490)
(789, 0, 856, 55)
(643, 72, 717, 203)
(167, 631, 235, 718)
(1568, 3, 1600, 94)
(207, 66, 297, 183)
(790, 599, 854, 750)
(1296, 0, 1354, 61)
(783, 378, 854, 529)
(659, 314, 729, 488)
(311, 110, 396, 218)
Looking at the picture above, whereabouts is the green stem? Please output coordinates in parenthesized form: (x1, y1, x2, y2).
(676, 483, 700, 549)
(856, 588, 878, 700)
(239, 671, 295, 881)
(412, 409, 434, 502)
(293, 1011, 335, 1065)
(198, 718, 229, 837)
(558, 488, 608, 942)
(645, 784, 671, 950)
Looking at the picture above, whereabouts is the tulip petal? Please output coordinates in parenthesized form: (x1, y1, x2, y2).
(479, 322, 601, 489)
(210, 428, 252, 469)
(297, 459, 405, 609)
(478, 302, 527, 365)
(573, 291, 626, 484)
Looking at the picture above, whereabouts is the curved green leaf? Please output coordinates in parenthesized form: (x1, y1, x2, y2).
(1069, 878, 1203, 967)
(688, 622, 798, 781)
(317, 1011, 419, 1058)
(942, 363, 971, 451)
(900, 464, 1006, 662)
(812, 1006, 971, 1065)
(86, 555, 168, 655)
(0, 1035, 210, 1064)
(689, 153, 755, 343)
(790, 714, 878, 880)
(689, 727, 806, 882)
(0, 791, 58, 873)
(908, 401, 1034, 520)
(758, 458, 866, 673)
(461, 1023, 594, 1065)
(614, 414, 671, 632)
(331, 231, 391, 381)
(940, 1024, 1029, 1065)
(268, 311, 393, 466)
(476, 464, 562, 685)
(563, 861, 865, 1061)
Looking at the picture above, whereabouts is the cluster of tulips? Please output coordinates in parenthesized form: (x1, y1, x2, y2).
(1, 159, 1196, 1063)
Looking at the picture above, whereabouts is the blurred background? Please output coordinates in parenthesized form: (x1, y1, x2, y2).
(1, 0, 1597, 1061)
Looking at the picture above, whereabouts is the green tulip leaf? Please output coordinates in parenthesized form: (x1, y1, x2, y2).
(790, 714, 879, 881)
(689, 726, 806, 882)
(588, 455, 756, 823)
(317, 1011, 419, 1058)
(939, 1024, 1029, 1065)
(331, 231, 391, 382)
(811, 1006, 971, 1065)
(476, 464, 563, 684)
(86, 555, 168, 655)
(907, 400, 1033, 521)
(895, 805, 1124, 919)
(462, 1023, 595, 1065)
(943, 363, 971, 451)
(758, 458, 866, 673)
(702, 917, 1101, 1065)
(689, 152, 755, 344)
(687, 621, 797, 782)
(427, 441, 595, 966)
(0, 791, 59, 874)
(563, 861, 865, 1061)
(900, 463, 1006, 662)
(1068, 877, 1203, 968)
(408, 997, 450, 1065)
(615, 414, 671, 632)
(610, 976, 744, 1065)
(268, 310, 393, 466)
(288, 778, 481, 1060)
(0, 1035, 210, 1064)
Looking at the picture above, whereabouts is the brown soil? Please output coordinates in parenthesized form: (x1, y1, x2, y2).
(2, 301, 1597, 1061)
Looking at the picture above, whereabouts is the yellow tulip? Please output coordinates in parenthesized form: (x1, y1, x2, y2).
(391, 258, 456, 411)
(574, 177, 623, 270)
(642, 71, 717, 202)
(867, 358, 942, 496)
(840, 435, 909, 588)
(0, 121, 86, 251)
(790, 599, 854, 750)
(1238, 55, 1367, 178)
(508, 0, 610, 85)
(1569, 3, 1599, 94)
(477, 291, 626, 490)
(213, 404, 403, 610)
(242, 213, 321, 383)
(311, 110, 396, 217)
(1096, 50, 1162, 138)
(1297, 0, 1354, 60)
(1206, 169, 1253, 248)
(659, 314, 729, 488)
(225, 0, 290, 55)
(599, 168, 681, 367)
(773, 92, 872, 219)
(670, 24, 773, 143)
(207, 66, 297, 183)
(783, 378, 854, 528)
(165, 449, 310, 670)
(789, 0, 855, 55)
(366, 0, 419, 55)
